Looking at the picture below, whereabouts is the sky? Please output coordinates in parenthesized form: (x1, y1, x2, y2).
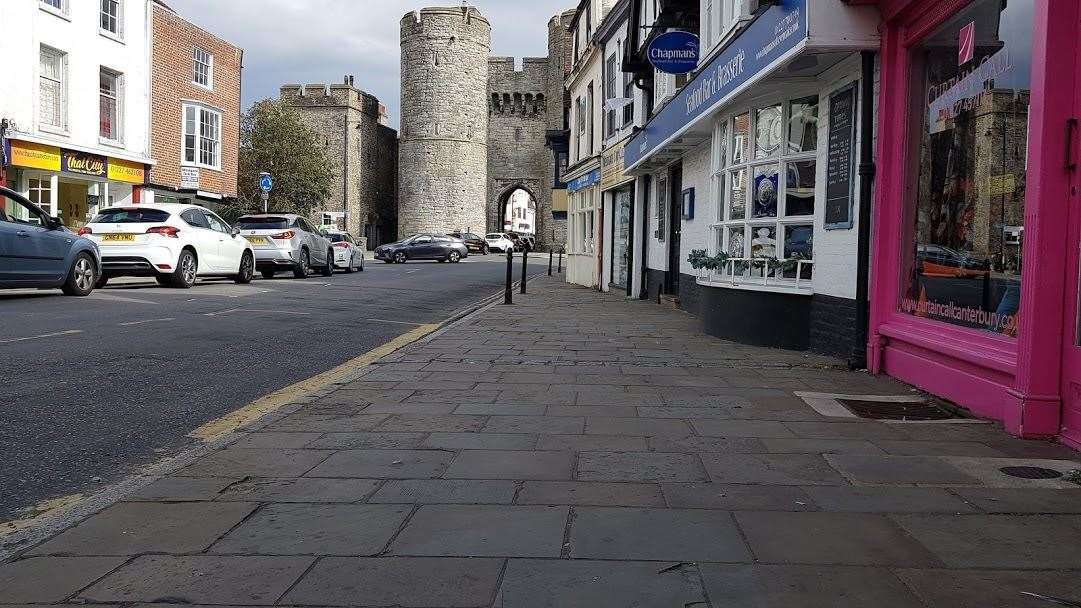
(166, 0, 576, 128)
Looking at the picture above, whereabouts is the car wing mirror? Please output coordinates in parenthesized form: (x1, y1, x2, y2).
(231, 226, 241, 237)
(47, 216, 63, 230)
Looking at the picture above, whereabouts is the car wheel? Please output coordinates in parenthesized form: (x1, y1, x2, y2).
(393, 251, 407, 264)
(234, 252, 255, 284)
(261, 270, 276, 279)
(321, 250, 334, 277)
(169, 249, 198, 289)
(358, 255, 365, 272)
(293, 249, 311, 278)
(94, 275, 109, 289)
(61, 253, 97, 296)
(448, 251, 461, 263)
(482, 245, 489, 255)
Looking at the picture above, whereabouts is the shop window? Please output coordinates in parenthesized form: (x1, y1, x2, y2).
(100, 0, 122, 38)
(570, 189, 596, 254)
(39, 46, 66, 130)
(99, 68, 122, 142)
(900, 0, 1033, 337)
(28, 179, 52, 214)
(193, 47, 214, 89)
(183, 103, 222, 170)
(707, 94, 820, 287)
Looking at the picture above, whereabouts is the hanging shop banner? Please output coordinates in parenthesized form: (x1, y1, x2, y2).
(108, 158, 147, 184)
(601, 140, 633, 190)
(567, 169, 601, 193)
(62, 149, 107, 178)
(625, 0, 808, 169)
(648, 31, 700, 75)
(9, 140, 61, 171)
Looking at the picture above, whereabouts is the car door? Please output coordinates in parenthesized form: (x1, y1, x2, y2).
(0, 192, 72, 283)
(180, 209, 222, 271)
(299, 219, 326, 266)
(205, 211, 245, 273)
(410, 235, 435, 258)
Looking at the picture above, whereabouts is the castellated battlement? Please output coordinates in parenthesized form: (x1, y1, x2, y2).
(280, 83, 381, 118)
(400, 6, 491, 46)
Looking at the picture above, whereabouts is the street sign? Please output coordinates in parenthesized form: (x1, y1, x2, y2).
(647, 31, 700, 75)
(259, 173, 273, 193)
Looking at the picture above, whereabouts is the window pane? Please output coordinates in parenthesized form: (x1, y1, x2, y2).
(99, 71, 118, 140)
(784, 225, 813, 279)
(752, 165, 778, 218)
(716, 120, 728, 169)
(902, 0, 1031, 337)
(728, 169, 746, 220)
(732, 113, 749, 164)
(727, 226, 745, 257)
(785, 160, 815, 216)
(754, 105, 782, 159)
(750, 226, 777, 258)
(787, 96, 818, 153)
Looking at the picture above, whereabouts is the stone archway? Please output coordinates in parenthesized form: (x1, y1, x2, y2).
(491, 183, 540, 236)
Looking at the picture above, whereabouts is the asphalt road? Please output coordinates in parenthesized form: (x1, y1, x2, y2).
(0, 252, 549, 522)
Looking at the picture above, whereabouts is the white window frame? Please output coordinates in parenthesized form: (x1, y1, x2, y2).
(99, 67, 124, 144)
(38, 46, 67, 133)
(570, 187, 597, 255)
(181, 102, 223, 171)
(100, 0, 124, 40)
(193, 46, 214, 90)
(40, 0, 69, 17)
(703, 93, 821, 293)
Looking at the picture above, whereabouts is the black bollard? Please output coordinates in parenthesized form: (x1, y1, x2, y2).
(521, 247, 528, 294)
(548, 248, 554, 276)
(504, 248, 513, 305)
(557, 247, 563, 274)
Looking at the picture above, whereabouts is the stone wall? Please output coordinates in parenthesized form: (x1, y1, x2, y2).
(399, 6, 491, 238)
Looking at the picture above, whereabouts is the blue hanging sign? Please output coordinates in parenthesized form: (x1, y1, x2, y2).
(567, 169, 601, 193)
(626, 0, 808, 170)
(648, 31, 700, 75)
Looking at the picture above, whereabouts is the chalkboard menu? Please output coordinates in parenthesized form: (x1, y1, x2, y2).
(825, 83, 857, 229)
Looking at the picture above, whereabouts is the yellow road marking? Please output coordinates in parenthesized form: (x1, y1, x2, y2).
(1, 493, 85, 538)
(187, 323, 440, 442)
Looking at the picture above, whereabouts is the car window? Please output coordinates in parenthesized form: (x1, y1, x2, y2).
(205, 213, 230, 233)
(1, 192, 45, 226)
(414, 235, 432, 244)
(328, 233, 348, 243)
(435, 236, 452, 243)
(180, 209, 209, 228)
(237, 217, 289, 230)
(93, 208, 171, 223)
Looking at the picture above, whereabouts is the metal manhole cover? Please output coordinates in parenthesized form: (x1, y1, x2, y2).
(1000, 466, 1063, 480)
(838, 399, 959, 421)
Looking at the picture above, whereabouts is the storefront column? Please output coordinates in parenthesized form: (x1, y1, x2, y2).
(47, 174, 58, 217)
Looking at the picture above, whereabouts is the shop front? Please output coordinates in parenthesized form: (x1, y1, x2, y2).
(868, 0, 1081, 446)
(4, 138, 148, 228)
(566, 166, 602, 288)
(601, 139, 635, 294)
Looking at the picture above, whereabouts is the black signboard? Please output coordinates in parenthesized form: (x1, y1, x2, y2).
(825, 83, 857, 230)
(61, 149, 107, 178)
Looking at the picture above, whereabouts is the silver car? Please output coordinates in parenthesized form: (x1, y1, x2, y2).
(236, 214, 333, 279)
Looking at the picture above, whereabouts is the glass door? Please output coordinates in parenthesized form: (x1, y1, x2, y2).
(613, 189, 631, 289)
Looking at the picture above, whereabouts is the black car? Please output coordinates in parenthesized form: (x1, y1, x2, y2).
(447, 232, 489, 255)
(374, 234, 469, 264)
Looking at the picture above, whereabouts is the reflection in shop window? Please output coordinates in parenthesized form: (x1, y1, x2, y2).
(901, 0, 1032, 337)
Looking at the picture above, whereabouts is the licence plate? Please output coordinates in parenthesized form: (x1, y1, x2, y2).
(101, 234, 135, 243)
(245, 236, 269, 245)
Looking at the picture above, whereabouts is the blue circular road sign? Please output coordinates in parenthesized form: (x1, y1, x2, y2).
(259, 175, 273, 193)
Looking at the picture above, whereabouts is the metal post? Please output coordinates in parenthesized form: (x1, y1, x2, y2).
(261, 192, 269, 213)
(521, 247, 528, 294)
(557, 247, 563, 274)
(548, 248, 554, 276)
(503, 248, 513, 305)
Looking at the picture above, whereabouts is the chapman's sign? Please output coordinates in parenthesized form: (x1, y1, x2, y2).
(648, 31, 700, 75)
(626, 0, 808, 169)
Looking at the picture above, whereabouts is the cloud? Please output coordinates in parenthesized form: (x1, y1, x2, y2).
(164, 0, 575, 128)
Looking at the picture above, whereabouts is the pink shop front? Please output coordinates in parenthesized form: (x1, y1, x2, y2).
(865, 0, 1081, 447)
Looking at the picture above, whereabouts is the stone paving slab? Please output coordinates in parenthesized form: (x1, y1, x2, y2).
(369, 479, 517, 504)
(493, 559, 708, 608)
(216, 477, 382, 503)
(389, 505, 568, 557)
(178, 448, 330, 478)
(568, 507, 751, 561)
(209, 503, 411, 556)
(127, 477, 237, 502)
(305, 449, 455, 479)
(0, 556, 125, 603)
(700, 564, 926, 607)
(444, 450, 575, 480)
(576, 452, 709, 482)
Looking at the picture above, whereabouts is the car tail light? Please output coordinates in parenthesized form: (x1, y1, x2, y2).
(333, 242, 350, 248)
(77, 227, 93, 236)
(146, 226, 180, 238)
(270, 231, 295, 240)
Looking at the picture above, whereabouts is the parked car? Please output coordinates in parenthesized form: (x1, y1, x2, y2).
(326, 230, 365, 273)
(0, 186, 100, 296)
(485, 232, 516, 253)
(447, 232, 489, 254)
(374, 234, 468, 263)
(79, 203, 254, 289)
(235, 214, 334, 279)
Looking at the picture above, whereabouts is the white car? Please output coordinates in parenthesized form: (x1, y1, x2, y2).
(79, 204, 255, 288)
(326, 230, 365, 273)
(485, 232, 516, 253)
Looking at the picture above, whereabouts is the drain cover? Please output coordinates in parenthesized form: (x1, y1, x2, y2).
(1000, 466, 1064, 479)
(838, 399, 958, 421)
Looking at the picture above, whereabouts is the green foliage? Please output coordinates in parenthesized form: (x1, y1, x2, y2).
(228, 99, 335, 219)
(687, 249, 730, 271)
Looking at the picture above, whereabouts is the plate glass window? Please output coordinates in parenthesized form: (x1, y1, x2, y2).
(100, 0, 121, 36)
(99, 69, 121, 141)
(899, 0, 1033, 337)
(193, 47, 213, 88)
(39, 46, 65, 129)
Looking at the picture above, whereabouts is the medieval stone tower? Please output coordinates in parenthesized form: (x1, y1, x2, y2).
(400, 5, 572, 248)
(399, 6, 491, 237)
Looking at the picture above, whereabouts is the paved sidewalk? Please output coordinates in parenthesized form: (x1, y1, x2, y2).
(3, 276, 1081, 607)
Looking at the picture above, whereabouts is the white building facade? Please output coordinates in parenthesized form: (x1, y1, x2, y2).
(0, 0, 154, 228)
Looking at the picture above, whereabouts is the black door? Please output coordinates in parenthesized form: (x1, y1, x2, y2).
(666, 166, 683, 295)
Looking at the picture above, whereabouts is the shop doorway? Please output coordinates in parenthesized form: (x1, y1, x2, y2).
(611, 187, 633, 291)
(57, 180, 89, 228)
(665, 166, 683, 295)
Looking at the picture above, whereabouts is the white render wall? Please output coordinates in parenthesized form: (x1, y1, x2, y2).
(0, 0, 153, 164)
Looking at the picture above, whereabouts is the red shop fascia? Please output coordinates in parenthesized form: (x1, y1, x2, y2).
(858, 0, 1081, 448)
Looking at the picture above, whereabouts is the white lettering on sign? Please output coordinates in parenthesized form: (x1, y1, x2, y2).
(757, 8, 801, 61)
(686, 49, 745, 116)
(650, 48, 698, 61)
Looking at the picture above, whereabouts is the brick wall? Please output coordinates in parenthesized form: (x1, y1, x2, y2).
(149, 3, 241, 198)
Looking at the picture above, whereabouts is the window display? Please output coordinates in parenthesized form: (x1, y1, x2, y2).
(900, 0, 1032, 336)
